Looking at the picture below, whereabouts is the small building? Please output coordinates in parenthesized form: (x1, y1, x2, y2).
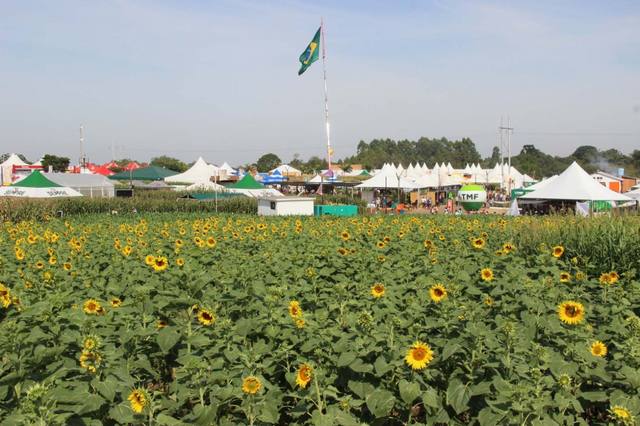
(591, 171, 623, 193)
(257, 197, 314, 216)
(621, 176, 639, 193)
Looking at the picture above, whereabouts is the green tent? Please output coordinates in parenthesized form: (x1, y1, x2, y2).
(110, 166, 177, 181)
(358, 170, 371, 177)
(13, 171, 61, 188)
(226, 174, 264, 189)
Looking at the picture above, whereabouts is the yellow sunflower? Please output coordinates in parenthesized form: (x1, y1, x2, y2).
(128, 388, 148, 413)
(472, 238, 485, 249)
(157, 319, 168, 329)
(197, 309, 215, 326)
(337, 247, 349, 256)
(590, 341, 607, 357)
(83, 299, 102, 315)
(559, 272, 571, 283)
(176, 258, 185, 266)
(110, 297, 122, 308)
(484, 296, 494, 307)
(242, 376, 262, 394)
(63, 262, 72, 271)
(480, 268, 494, 282)
(79, 350, 101, 373)
(152, 256, 168, 272)
(429, 284, 447, 303)
(144, 255, 155, 266)
(610, 406, 633, 423)
(552, 245, 564, 258)
(405, 341, 434, 370)
(83, 336, 99, 351)
(295, 318, 306, 329)
(295, 363, 313, 388)
(371, 283, 385, 298)
(206, 237, 217, 248)
(423, 239, 434, 249)
(609, 271, 620, 284)
(599, 273, 613, 285)
(502, 242, 514, 253)
(557, 301, 585, 325)
(35, 260, 45, 269)
(340, 231, 350, 241)
(376, 241, 386, 249)
(288, 301, 303, 319)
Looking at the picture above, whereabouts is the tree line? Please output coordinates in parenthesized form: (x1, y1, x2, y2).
(3, 137, 640, 178)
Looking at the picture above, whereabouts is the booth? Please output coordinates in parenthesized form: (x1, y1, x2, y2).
(257, 197, 314, 216)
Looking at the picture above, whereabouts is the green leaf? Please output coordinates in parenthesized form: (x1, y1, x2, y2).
(446, 379, 470, 414)
(441, 342, 461, 361)
(157, 327, 181, 353)
(478, 407, 506, 426)
(94, 378, 118, 402)
(337, 352, 356, 367)
(156, 413, 185, 426)
(398, 380, 421, 405)
(422, 388, 440, 408)
(580, 391, 608, 402)
(348, 380, 375, 399)
(366, 389, 396, 418)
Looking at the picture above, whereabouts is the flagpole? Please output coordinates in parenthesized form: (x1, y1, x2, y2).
(320, 18, 332, 173)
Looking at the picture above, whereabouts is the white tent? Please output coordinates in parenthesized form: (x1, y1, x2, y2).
(356, 164, 416, 189)
(228, 188, 283, 198)
(44, 172, 114, 198)
(270, 164, 302, 176)
(520, 162, 632, 202)
(218, 162, 236, 177)
(185, 181, 225, 191)
(165, 157, 219, 184)
(623, 188, 640, 201)
(1, 154, 28, 185)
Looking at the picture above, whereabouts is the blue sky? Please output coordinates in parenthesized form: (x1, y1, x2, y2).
(1, 0, 639, 165)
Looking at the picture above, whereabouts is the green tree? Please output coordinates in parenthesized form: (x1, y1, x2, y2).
(41, 154, 70, 172)
(255, 153, 281, 172)
(150, 156, 188, 172)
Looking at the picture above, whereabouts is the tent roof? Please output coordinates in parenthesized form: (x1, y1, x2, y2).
(110, 166, 177, 181)
(13, 170, 61, 188)
(520, 162, 632, 202)
(227, 174, 264, 189)
(165, 157, 219, 183)
(1, 154, 28, 167)
(44, 173, 114, 188)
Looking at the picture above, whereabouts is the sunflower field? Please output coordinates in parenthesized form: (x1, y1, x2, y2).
(0, 213, 639, 425)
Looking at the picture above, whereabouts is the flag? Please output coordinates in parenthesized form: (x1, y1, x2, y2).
(298, 27, 321, 75)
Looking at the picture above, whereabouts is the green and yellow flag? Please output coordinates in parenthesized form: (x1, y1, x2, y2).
(298, 27, 321, 75)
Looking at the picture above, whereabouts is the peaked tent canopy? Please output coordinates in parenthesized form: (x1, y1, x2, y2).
(0, 170, 82, 197)
(1, 153, 28, 185)
(520, 162, 632, 202)
(356, 164, 416, 189)
(227, 174, 264, 189)
(165, 157, 219, 184)
(124, 162, 142, 171)
(109, 166, 177, 181)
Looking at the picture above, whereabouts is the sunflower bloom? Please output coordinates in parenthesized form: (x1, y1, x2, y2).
(560, 272, 571, 283)
(288, 301, 303, 319)
(144, 255, 155, 266)
(128, 388, 148, 413)
(242, 376, 262, 394)
(558, 301, 585, 325)
(405, 341, 434, 370)
(79, 350, 102, 373)
(552, 245, 564, 258)
(610, 405, 633, 423)
(480, 268, 494, 282)
(429, 284, 447, 303)
(599, 273, 613, 285)
(340, 231, 350, 241)
(197, 309, 215, 326)
(609, 271, 619, 284)
(296, 364, 313, 388)
(590, 341, 607, 357)
(371, 283, 385, 298)
(110, 297, 122, 308)
(83, 299, 102, 315)
(152, 256, 168, 272)
(472, 238, 485, 249)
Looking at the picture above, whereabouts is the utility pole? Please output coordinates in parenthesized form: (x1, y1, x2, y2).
(79, 125, 87, 171)
(499, 117, 514, 192)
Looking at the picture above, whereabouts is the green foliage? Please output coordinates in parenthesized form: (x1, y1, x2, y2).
(150, 156, 189, 173)
(41, 154, 70, 172)
(0, 214, 639, 424)
(256, 153, 281, 172)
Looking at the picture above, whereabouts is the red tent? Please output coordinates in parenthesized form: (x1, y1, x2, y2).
(124, 162, 141, 171)
(92, 166, 115, 176)
(103, 161, 119, 170)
